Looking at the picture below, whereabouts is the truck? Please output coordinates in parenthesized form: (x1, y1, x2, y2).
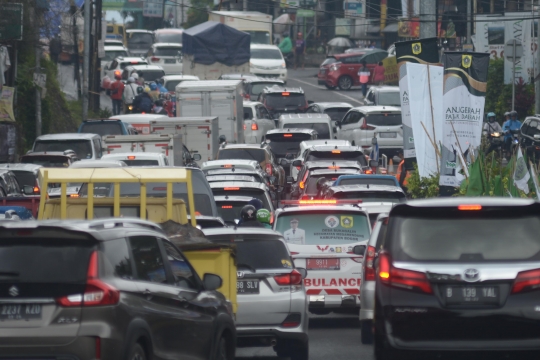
(176, 81, 245, 144)
(182, 21, 250, 80)
(150, 117, 220, 165)
(208, 11, 273, 44)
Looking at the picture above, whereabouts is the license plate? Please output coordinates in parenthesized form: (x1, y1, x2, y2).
(237, 280, 260, 294)
(445, 286, 499, 305)
(165, 59, 176, 64)
(379, 132, 397, 138)
(306, 258, 340, 270)
(0, 304, 42, 320)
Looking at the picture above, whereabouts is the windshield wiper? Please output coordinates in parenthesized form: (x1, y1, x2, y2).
(236, 263, 257, 273)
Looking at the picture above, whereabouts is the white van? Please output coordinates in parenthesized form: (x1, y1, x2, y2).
(278, 113, 334, 140)
(32, 133, 103, 160)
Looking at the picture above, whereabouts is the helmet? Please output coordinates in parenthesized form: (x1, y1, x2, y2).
(114, 70, 122, 80)
(316, 177, 327, 190)
(504, 111, 511, 117)
(132, 73, 139, 80)
(247, 198, 263, 210)
(256, 209, 271, 224)
(240, 205, 257, 221)
(136, 86, 144, 94)
(150, 83, 157, 91)
(510, 110, 518, 117)
(127, 77, 135, 83)
(487, 112, 496, 118)
(144, 86, 150, 93)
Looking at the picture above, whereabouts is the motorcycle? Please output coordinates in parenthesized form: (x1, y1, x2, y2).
(486, 132, 503, 155)
(505, 129, 520, 158)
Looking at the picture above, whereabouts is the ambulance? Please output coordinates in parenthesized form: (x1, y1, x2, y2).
(274, 199, 369, 314)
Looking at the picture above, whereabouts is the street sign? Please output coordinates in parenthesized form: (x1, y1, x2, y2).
(505, 39, 523, 59)
(297, 9, 315, 17)
(0, 3, 23, 41)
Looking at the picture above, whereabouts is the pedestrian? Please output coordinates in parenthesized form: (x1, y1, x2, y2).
(109, 73, 125, 115)
(149, 82, 160, 101)
(295, 32, 306, 70)
(373, 61, 385, 85)
(278, 32, 293, 66)
(122, 77, 138, 113)
(396, 151, 410, 194)
(358, 61, 370, 98)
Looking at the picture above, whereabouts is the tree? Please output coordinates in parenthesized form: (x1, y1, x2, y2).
(185, 0, 212, 29)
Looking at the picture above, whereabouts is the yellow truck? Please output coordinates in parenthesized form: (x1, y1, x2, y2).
(37, 167, 237, 312)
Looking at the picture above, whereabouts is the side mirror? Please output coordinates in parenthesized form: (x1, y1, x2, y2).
(353, 245, 366, 256)
(286, 176, 294, 184)
(332, 127, 337, 133)
(280, 159, 289, 167)
(22, 185, 36, 195)
(203, 273, 222, 291)
(296, 267, 308, 279)
(369, 160, 378, 168)
(292, 160, 303, 167)
(192, 153, 202, 161)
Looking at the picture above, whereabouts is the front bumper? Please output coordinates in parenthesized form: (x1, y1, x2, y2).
(309, 294, 360, 309)
(325, 74, 339, 87)
(251, 67, 287, 81)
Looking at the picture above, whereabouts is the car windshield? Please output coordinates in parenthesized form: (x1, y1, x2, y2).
(392, 213, 540, 262)
(138, 70, 166, 82)
(120, 160, 160, 166)
(251, 48, 283, 60)
(332, 190, 406, 203)
(212, 189, 270, 210)
(265, 133, 313, 157)
(251, 82, 281, 95)
(378, 91, 401, 106)
(265, 93, 306, 110)
(217, 149, 265, 163)
(321, 58, 337, 66)
(365, 113, 402, 126)
(338, 177, 397, 187)
(21, 156, 70, 167)
(306, 151, 367, 166)
(34, 140, 93, 160)
(154, 47, 182, 57)
(10, 170, 36, 187)
(275, 211, 370, 245)
(285, 123, 330, 139)
(246, 31, 271, 44)
(80, 122, 123, 136)
(324, 108, 351, 122)
(127, 33, 153, 48)
(216, 201, 252, 223)
(165, 79, 196, 91)
(104, 50, 129, 62)
(155, 33, 183, 43)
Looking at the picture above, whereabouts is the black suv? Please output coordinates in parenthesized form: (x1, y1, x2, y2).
(520, 115, 540, 160)
(0, 219, 236, 360)
(257, 85, 308, 118)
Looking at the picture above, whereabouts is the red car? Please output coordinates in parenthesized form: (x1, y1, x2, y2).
(324, 51, 386, 90)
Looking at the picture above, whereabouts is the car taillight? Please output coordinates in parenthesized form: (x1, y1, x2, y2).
(360, 118, 376, 130)
(265, 163, 272, 175)
(56, 251, 120, 307)
(295, 166, 301, 170)
(512, 268, 540, 294)
(243, 124, 246, 130)
(364, 169, 373, 174)
(299, 181, 305, 189)
(281, 313, 301, 327)
(274, 269, 302, 286)
(151, 57, 160, 62)
(251, 123, 259, 130)
(363, 245, 376, 281)
(378, 252, 432, 294)
(351, 257, 363, 263)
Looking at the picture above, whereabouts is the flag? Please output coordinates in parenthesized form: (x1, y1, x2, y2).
(372, 140, 379, 162)
(529, 161, 540, 200)
(466, 155, 486, 196)
(513, 147, 530, 194)
(492, 175, 503, 196)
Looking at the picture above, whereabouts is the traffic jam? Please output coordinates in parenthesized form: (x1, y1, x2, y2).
(1, 6, 539, 360)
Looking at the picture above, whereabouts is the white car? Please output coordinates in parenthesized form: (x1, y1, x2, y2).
(101, 152, 170, 166)
(290, 139, 351, 180)
(146, 43, 183, 75)
(154, 28, 183, 44)
(243, 101, 276, 144)
(161, 75, 199, 93)
(102, 56, 148, 83)
(104, 39, 125, 47)
(250, 44, 287, 82)
(101, 47, 130, 78)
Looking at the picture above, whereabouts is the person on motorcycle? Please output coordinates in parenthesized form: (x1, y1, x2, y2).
(483, 112, 503, 155)
(122, 77, 138, 113)
(157, 78, 168, 93)
(132, 87, 153, 114)
(278, 32, 293, 66)
(238, 205, 265, 228)
(502, 110, 522, 153)
(109, 73, 125, 115)
(256, 209, 273, 229)
(153, 99, 168, 115)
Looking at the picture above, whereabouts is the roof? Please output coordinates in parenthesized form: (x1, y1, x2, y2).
(202, 159, 261, 171)
(266, 128, 317, 135)
(218, 144, 267, 150)
(300, 140, 350, 148)
(349, 105, 401, 113)
(35, 133, 99, 141)
(243, 77, 284, 84)
(126, 65, 165, 71)
(115, 57, 148, 63)
(311, 102, 353, 109)
(329, 184, 404, 193)
(152, 42, 182, 48)
(175, 80, 242, 90)
(263, 85, 303, 94)
(105, 46, 128, 51)
(206, 168, 265, 176)
(250, 44, 281, 50)
(307, 145, 362, 152)
(304, 160, 362, 169)
(126, 29, 154, 34)
(277, 205, 367, 214)
(22, 151, 76, 158)
(38, 167, 190, 184)
(69, 160, 127, 168)
(279, 113, 330, 121)
(155, 28, 184, 34)
(101, 153, 166, 160)
(109, 114, 168, 122)
(0, 164, 42, 172)
(206, 175, 257, 182)
(162, 75, 199, 81)
(309, 168, 360, 176)
(370, 85, 399, 93)
(209, 181, 268, 190)
(396, 197, 537, 208)
(219, 73, 258, 80)
(203, 227, 283, 238)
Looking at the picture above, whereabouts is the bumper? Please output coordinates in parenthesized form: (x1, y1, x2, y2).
(243, 126, 265, 144)
(359, 280, 375, 320)
(390, 337, 540, 352)
(236, 326, 309, 344)
(325, 75, 338, 88)
(250, 68, 287, 81)
(309, 294, 360, 309)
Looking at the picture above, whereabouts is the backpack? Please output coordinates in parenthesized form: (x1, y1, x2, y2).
(139, 95, 153, 112)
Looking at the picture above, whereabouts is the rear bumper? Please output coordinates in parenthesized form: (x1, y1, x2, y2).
(309, 294, 360, 309)
(390, 337, 540, 352)
(250, 68, 287, 81)
(236, 326, 309, 344)
(359, 280, 375, 320)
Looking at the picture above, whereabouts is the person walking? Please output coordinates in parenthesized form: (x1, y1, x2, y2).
(122, 77, 138, 113)
(295, 32, 306, 70)
(358, 61, 370, 98)
(373, 61, 385, 85)
(109, 73, 125, 115)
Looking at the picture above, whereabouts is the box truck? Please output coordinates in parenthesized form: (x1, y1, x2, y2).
(208, 11, 272, 45)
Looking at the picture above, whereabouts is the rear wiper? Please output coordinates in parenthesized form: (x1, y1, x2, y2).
(236, 263, 257, 273)
(0, 271, 19, 277)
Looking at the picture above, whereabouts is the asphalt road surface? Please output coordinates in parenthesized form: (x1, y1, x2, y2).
(235, 313, 373, 360)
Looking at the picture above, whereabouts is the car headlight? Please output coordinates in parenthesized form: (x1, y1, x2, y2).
(281, 63, 286, 69)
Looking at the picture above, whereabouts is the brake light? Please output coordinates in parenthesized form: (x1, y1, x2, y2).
(130, 61, 139, 64)
(56, 251, 120, 307)
(360, 118, 376, 130)
(252, 123, 259, 131)
(70, 194, 79, 198)
(243, 124, 246, 130)
(378, 252, 432, 294)
(512, 268, 540, 294)
(127, 155, 136, 160)
(458, 204, 482, 211)
(332, 150, 341, 154)
(365, 169, 373, 174)
(274, 269, 302, 285)
(296, 166, 301, 170)
(282, 92, 290, 96)
(221, 205, 233, 209)
(223, 164, 233, 168)
(151, 57, 160, 62)
(328, 166, 340, 169)
(284, 134, 293, 137)
(224, 187, 240, 190)
(299, 181, 305, 189)
(281, 313, 301, 327)
(33, 186, 40, 193)
(351, 257, 363, 263)
(363, 245, 376, 281)
(265, 163, 272, 175)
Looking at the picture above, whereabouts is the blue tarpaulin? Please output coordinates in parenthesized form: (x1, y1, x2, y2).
(182, 21, 250, 66)
(0, 206, 34, 220)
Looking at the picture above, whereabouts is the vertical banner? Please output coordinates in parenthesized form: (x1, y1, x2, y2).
(395, 37, 440, 170)
(439, 52, 490, 187)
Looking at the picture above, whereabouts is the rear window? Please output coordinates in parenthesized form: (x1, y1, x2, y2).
(266, 134, 313, 157)
(378, 91, 400, 106)
(155, 33, 182, 43)
(251, 82, 281, 95)
(217, 149, 265, 163)
(338, 177, 397, 187)
(285, 123, 330, 139)
(34, 140, 93, 160)
(305, 174, 340, 194)
(275, 211, 370, 245)
(365, 113, 402, 126)
(391, 213, 540, 262)
(265, 93, 306, 110)
(212, 189, 270, 210)
(80, 122, 123, 136)
(324, 108, 350, 122)
(11, 170, 36, 187)
(216, 201, 251, 223)
(138, 70, 166, 82)
(154, 47, 182, 57)
(21, 155, 70, 167)
(164, 80, 182, 92)
(121, 159, 160, 166)
(306, 151, 367, 165)
(251, 48, 283, 60)
(104, 50, 129, 62)
(333, 191, 405, 203)
(128, 33, 153, 47)
(209, 238, 292, 270)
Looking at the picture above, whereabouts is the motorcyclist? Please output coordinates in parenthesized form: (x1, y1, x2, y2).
(278, 32, 293, 64)
(238, 205, 265, 228)
(122, 77, 138, 113)
(132, 87, 153, 113)
(483, 112, 503, 155)
(149, 82, 160, 101)
(502, 110, 522, 153)
(157, 78, 168, 93)
(153, 99, 168, 115)
(256, 209, 273, 229)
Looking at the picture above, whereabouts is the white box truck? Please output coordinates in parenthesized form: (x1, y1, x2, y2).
(150, 117, 220, 165)
(208, 11, 272, 44)
(175, 80, 244, 144)
(182, 55, 250, 80)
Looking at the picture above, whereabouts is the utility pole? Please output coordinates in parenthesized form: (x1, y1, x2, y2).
(466, 0, 471, 44)
(35, 6, 42, 137)
(83, 0, 91, 120)
(419, 0, 436, 38)
(243, 0, 247, 11)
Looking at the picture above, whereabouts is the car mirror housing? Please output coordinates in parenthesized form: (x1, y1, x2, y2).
(192, 153, 202, 161)
(203, 273, 223, 291)
(292, 160, 303, 167)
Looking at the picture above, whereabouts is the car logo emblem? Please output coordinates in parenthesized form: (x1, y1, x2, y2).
(237, 271, 244, 278)
(8, 286, 18, 297)
(317, 245, 329, 252)
(463, 269, 480, 282)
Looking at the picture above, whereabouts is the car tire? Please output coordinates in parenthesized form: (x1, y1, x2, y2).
(374, 331, 414, 360)
(213, 333, 232, 360)
(361, 320, 374, 344)
(338, 76, 353, 90)
(325, 84, 336, 90)
(128, 343, 146, 360)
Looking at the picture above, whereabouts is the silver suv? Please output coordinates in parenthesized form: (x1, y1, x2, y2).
(203, 227, 309, 360)
(0, 219, 236, 360)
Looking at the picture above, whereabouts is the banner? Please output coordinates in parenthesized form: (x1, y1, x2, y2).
(439, 52, 490, 187)
(0, 86, 15, 122)
(395, 37, 440, 170)
(406, 63, 443, 178)
(514, 147, 530, 194)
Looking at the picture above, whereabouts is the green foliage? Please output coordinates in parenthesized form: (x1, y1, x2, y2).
(406, 164, 440, 199)
(185, 0, 212, 29)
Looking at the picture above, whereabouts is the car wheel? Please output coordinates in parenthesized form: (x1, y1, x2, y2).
(128, 343, 146, 360)
(214, 334, 231, 360)
(361, 320, 374, 344)
(325, 83, 336, 90)
(338, 76, 353, 90)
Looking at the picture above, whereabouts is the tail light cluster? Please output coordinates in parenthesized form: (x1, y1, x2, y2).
(56, 251, 120, 307)
(363, 246, 376, 281)
(378, 252, 432, 294)
(251, 123, 258, 131)
(265, 163, 273, 175)
(360, 118, 376, 130)
(281, 313, 301, 327)
(512, 268, 540, 294)
(274, 269, 303, 286)
(151, 57, 160, 62)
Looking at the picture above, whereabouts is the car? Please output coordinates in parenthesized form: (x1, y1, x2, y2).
(323, 184, 406, 203)
(295, 167, 362, 200)
(333, 174, 400, 188)
(103, 45, 129, 63)
(274, 201, 369, 315)
(214, 195, 274, 225)
(20, 151, 80, 168)
(32, 133, 103, 160)
(317, 56, 341, 87)
(126, 29, 154, 56)
(279, 113, 335, 140)
(109, 113, 168, 135)
(0, 164, 42, 196)
(104, 39, 125, 47)
(146, 43, 183, 75)
(297, 145, 369, 166)
(154, 28, 184, 44)
(0, 218, 236, 360)
(249, 44, 287, 82)
(325, 50, 388, 90)
(216, 143, 285, 188)
(0, 169, 23, 197)
(122, 64, 166, 84)
(361, 86, 401, 107)
(101, 152, 170, 166)
(243, 101, 276, 144)
(289, 140, 352, 181)
(103, 56, 148, 81)
(242, 77, 285, 101)
(305, 102, 354, 123)
(335, 106, 402, 157)
(161, 75, 199, 93)
(264, 128, 319, 176)
(520, 115, 540, 160)
(78, 119, 137, 136)
(373, 198, 540, 359)
(203, 227, 309, 360)
(360, 212, 388, 344)
(205, 168, 272, 188)
(257, 86, 308, 118)
(209, 180, 277, 208)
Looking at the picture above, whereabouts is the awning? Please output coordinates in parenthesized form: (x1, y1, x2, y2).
(382, 23, 398, 33)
